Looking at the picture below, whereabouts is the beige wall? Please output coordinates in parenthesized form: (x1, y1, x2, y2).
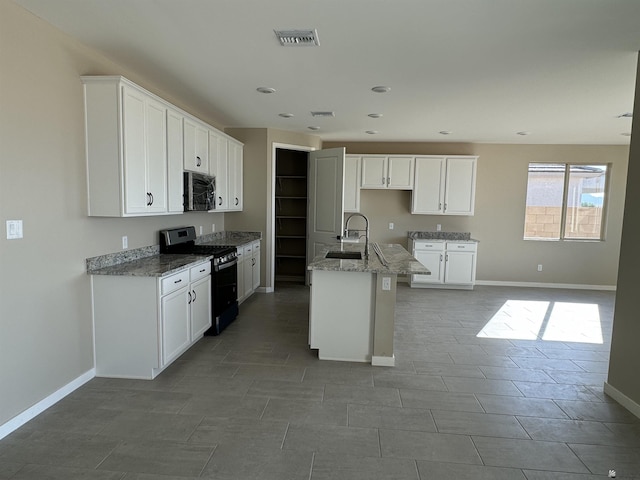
(326, 142, 628, 287)
(0, 1, 225, 427)
(608, 55, 640, 409)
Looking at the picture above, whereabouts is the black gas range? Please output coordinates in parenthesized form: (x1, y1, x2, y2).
(159, 226, 238, 335)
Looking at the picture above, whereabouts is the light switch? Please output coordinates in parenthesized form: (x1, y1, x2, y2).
(6, 220, 23, 240)
(382, 277, 391, 291)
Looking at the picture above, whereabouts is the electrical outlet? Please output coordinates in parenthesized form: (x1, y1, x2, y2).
(436, 224, 442, 231)
(6, 220, 23, 239)
(199, 225, 203, 235)
(122, 236, 128, 249)
(389, 222, 394, 230)
(537, 264, 543, 272)
(382, 277, 391, 291)
(212, 223, 216, 233)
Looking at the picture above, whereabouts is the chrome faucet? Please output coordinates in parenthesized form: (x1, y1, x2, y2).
(344, 213, 370, 258)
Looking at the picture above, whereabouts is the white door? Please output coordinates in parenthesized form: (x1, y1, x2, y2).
(387, 156, 414, 189)
(190, 276, 212, 340)
(122, 86, 147, 214)
(307, 147, 346, 265)
(145, 98, 167, 213)
(361, 155, 387, 188)
(444, 157, 477, 215)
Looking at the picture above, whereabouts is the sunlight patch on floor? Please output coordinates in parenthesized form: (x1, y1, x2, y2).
(477, 300, 603, 344)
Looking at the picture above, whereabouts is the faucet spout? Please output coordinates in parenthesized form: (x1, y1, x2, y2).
(344, 213, 370, 258)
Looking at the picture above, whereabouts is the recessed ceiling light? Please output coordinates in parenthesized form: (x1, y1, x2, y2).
(256, 87, 276, 94)
(308, 126, 320, 131)
(439, 130, 452, 135)
(516, 131, 531, 136)
(366, 130, 378, 135)
(368, 113, 383, 118)
(371, 86, 391, 93)
(617, 112, 633, 118)
(279, 113, 294, 118)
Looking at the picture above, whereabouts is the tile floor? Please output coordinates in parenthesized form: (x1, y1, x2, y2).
(1, 284, 640, 479)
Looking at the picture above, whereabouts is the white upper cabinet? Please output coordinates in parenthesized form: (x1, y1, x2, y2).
(166, 108, 185, 214)
(344, 155, 361, 213)
(183, 116, 209, 173)
(209, 130, 243, 212)
(83, 76, 173, 217)
(412, 156, 477, 215)
(361, 155, 414, 189)
(228, 139, 244, 211)
(83, 76, 243, 217)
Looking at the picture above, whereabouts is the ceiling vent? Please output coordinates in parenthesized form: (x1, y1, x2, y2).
(311, 111, 335, 118)
(274, 29, 320, 46)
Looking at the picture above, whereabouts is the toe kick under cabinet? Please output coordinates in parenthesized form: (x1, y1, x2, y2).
(409, 240, 477, 289)
(92, 260, 211, 379)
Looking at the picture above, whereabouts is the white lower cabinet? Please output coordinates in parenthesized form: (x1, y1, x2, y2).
(93, 260, 211, 379)
(410, 240, 477, 289)
(238, 240, 260, 303)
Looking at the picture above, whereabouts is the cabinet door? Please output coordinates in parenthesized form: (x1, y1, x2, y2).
(167, 108, 184, 213)
(210, 131, 229, 210)
(444, 157, 477, 215)
(344, 156, 361, 212)
(228, 140, 243, 211)
(361, 156, 387, 189)
(444, 252, 476, 284)
(122, 86, 148, 214)
(243, 255, 253, 296)
(183, 117, 209, 173)
(161, 286, 190, 366)
(387, 156, 414, 189)
(412, 250, 444, 284)
(237, 255, 246, 302)
(411, 156, 446, 214)
(252, 243, 260, 291)
(145, 97, 168, 213)
(190, 275, 212, 341)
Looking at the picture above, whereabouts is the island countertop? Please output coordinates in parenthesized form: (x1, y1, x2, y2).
(308, 242, 430, 276)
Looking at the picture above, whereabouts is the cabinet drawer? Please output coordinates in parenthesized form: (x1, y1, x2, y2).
(243, 244, 253, 256)
(445, 242, 477, 252)
(161, 270, 190, 295)
(413, 241, 445, 251)
(190, 261, 211, 282)
(252, 241, 260, 252)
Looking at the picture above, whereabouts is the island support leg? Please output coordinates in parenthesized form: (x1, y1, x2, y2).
(372, 273, 397, 366)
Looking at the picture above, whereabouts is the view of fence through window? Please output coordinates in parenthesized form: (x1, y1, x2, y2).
(524, 163, 608, 240)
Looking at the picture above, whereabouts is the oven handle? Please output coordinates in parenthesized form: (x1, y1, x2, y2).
(215, 258, 238, 271)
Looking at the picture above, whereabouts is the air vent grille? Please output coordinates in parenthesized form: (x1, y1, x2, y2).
(274, 29, 320, 46)
(311, 111, 335, 118)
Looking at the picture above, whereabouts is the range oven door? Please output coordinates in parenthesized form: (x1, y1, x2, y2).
(213, 258, 238, 316)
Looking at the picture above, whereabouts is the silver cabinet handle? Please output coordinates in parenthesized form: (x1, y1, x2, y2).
(174, 279, 182, 284)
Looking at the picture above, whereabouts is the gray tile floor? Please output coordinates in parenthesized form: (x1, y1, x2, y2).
(2, 284, 640, 479)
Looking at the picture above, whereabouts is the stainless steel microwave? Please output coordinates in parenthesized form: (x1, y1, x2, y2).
(184, 171, 215, 211)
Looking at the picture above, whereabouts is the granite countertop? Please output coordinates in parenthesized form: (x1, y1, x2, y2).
(308, 242, 430, 276)
(196, 231, 261, 247)
(88, 253, 212, 277)
(408, 231, 479, 243)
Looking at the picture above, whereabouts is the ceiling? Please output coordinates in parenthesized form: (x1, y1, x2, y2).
(13, 0, 640, 144)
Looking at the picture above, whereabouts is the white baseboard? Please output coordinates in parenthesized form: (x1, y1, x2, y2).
(0, 368, 95, 440)
(603, 382, 640, 419)
(372, 355, 395, 367)
(475, 280, 616, 291)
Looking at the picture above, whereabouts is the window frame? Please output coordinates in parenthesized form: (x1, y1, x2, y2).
(523, 162, 611, 242)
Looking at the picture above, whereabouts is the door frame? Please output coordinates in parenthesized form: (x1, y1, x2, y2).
(269, 142, 316, 289)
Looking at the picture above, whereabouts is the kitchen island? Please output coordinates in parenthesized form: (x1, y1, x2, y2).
(308, 242, 428, 366)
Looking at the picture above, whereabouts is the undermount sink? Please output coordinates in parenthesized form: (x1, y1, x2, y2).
(325, 251, 362, 260)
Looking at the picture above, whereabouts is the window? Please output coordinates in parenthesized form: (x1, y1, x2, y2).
(524, 163, 609, 241)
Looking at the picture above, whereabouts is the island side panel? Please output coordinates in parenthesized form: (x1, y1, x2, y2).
(309, 270, 375, 362)
(372, 273, 397, 366)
